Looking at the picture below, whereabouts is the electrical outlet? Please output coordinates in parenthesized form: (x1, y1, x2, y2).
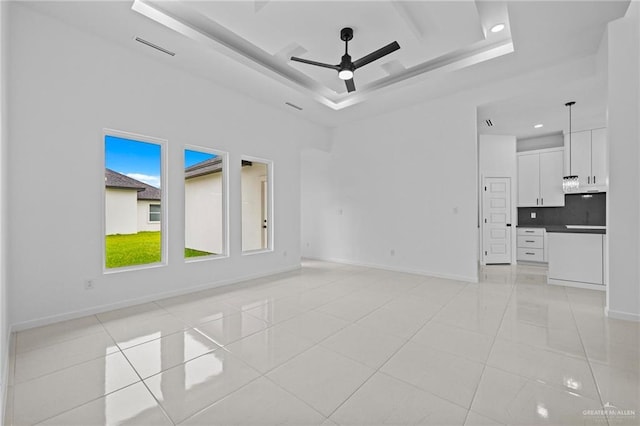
(531, 212, 537, 219)
(84, 279, 94, 290)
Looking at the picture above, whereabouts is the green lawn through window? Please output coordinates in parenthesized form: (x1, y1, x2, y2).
(106, 231, 213, 268)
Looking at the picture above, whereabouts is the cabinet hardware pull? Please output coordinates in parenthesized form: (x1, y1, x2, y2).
(526, 252, 535, 255)
(526, 240, 535, 243)
(588, 176, 590, 184)
(536, 198, 539, 205)
(541, 198, 544, 205)
(526, 231, 534, 233)
(593, 176, 596, 183)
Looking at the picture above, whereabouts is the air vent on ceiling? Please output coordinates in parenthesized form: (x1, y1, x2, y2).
(134, 37, 175, 57)
(485, 119, 493, 127)
(285, 102, 303, 111)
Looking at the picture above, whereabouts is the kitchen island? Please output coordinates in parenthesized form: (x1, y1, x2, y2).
(546, 226, 606, 291)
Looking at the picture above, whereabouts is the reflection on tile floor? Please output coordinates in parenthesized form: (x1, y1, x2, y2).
(5, 260, 640, 425)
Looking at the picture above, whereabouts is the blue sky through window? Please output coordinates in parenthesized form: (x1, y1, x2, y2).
(185, 149, 216, 168)
(105, 135, 161, 188)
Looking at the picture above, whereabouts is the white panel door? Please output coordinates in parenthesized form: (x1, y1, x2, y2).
(569, 130, 592, 187)
(590, 128, 607, 187)
(517, 154, 539, 207)
(539, 150, 565, 207)
(483, 177, 512, 264)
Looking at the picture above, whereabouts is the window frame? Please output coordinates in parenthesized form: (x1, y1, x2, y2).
(102, 128, 168, 274)
(240, 155, 274, 255)
(148, 203, 161, 223)
(183, 145, 229, 262)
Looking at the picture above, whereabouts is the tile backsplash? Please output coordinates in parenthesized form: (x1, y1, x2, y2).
(518, 193, 606, 226)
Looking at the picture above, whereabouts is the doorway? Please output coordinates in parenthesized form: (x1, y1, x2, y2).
(482, 177, 512, 264)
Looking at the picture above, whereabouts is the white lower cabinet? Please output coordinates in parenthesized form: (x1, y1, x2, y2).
(516, 228, 545, 263)
(547, 232, 604, 290)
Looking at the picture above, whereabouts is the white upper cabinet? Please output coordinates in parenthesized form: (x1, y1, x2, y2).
(568, 130, 592, 188)
(590, 128, 607, 187)
(564, 128, 608, 190)
(517, 148, 565, 207)
(539, 150, 565, 206)
(517, 154, 540, 206)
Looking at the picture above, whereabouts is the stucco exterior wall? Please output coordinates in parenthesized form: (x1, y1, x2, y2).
(242, 163, 268, 251)
(185, 173, 223, 254)
(105, 188, 138, 235)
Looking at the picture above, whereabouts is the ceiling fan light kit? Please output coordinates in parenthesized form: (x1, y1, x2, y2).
(291, 27, 400, 93)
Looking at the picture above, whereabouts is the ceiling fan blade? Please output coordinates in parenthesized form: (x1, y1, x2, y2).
(291, 56, 339, 70)
(345, 78, 356, 93)
(353, 41, 400, 69)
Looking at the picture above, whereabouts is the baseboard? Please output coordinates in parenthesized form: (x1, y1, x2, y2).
(304, 256, 478, 283)
(605, 307, 640, 322)
(11, 264, 301, 332)
(548, 278, 606, 291)
(1, 329, 14, 425)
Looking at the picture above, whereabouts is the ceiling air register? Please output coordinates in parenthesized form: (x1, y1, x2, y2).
(291, 27, 400, 93)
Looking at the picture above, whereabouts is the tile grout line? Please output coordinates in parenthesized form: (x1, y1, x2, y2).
(321, 279, 471, 421)
(92, 312, 175, 424)
(565, 288, 611, 426)
(461, 269, 519, 426)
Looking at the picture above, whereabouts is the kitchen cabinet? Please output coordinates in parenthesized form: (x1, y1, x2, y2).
(517, 227, 546, 263)
(564, 128, 607, 190)
(547, 232, 604, 290)
(517, 148, 565, 207)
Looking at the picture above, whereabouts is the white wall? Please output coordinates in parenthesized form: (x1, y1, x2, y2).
(185, 173, 223, 254)
(104, 188, 138, 235)
(242, 163, 268, 251)
(7, 4, 328, 328)
(0, 0, 9, 419)
(607, 2, 640, 321)
(478, 134, 517, 264)
(302, 99, 479, 282)
(136, 200, 161, 233)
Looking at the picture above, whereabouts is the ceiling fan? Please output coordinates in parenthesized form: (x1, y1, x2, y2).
(291, 27, 400, 93)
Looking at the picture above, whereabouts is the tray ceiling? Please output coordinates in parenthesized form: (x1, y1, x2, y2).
(132, 0, 513, 110)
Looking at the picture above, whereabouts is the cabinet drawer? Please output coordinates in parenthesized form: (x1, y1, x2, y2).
(517, 248, 544, 262)
(518, 235, 543, 249)
(517, 228, 544, 237)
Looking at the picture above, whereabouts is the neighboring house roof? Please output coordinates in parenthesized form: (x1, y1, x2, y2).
(185, 157, 253, 180)
(185, 157, 223, 180)
(105, 168, 161, 201)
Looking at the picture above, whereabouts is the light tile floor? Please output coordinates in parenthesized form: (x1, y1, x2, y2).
(4, 260, 640, 425)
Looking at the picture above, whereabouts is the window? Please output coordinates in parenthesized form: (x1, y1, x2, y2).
(184, 148, 227, 259)
(104, 130, 165, 270)
(241, 157, 272, 252)
(149, 204, 161, 222)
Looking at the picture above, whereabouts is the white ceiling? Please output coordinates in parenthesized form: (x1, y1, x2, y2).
(20, 1, 630, 129)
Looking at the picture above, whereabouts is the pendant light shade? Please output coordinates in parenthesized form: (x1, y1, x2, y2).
(563, 101, 579, 193)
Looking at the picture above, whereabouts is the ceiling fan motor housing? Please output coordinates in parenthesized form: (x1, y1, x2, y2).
(290, 26, 399, 93)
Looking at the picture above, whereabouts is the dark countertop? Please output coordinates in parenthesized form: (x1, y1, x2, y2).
(517, 225, 606, 234)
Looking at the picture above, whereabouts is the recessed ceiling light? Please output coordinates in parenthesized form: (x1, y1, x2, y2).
(490, 23, 505, 33)
(534, 123, 544, 128)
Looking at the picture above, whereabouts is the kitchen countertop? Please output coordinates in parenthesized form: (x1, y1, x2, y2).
(517, 225, 606, 234)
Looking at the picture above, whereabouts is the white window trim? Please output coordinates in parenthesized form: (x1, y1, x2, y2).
(148, 203, 161, 223)
(102, 128, 168, 274)
(183, 145, 230, 262)
(241, 155, 274, 255)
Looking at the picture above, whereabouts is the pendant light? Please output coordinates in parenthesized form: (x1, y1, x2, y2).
(563, 101, 579, 193)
